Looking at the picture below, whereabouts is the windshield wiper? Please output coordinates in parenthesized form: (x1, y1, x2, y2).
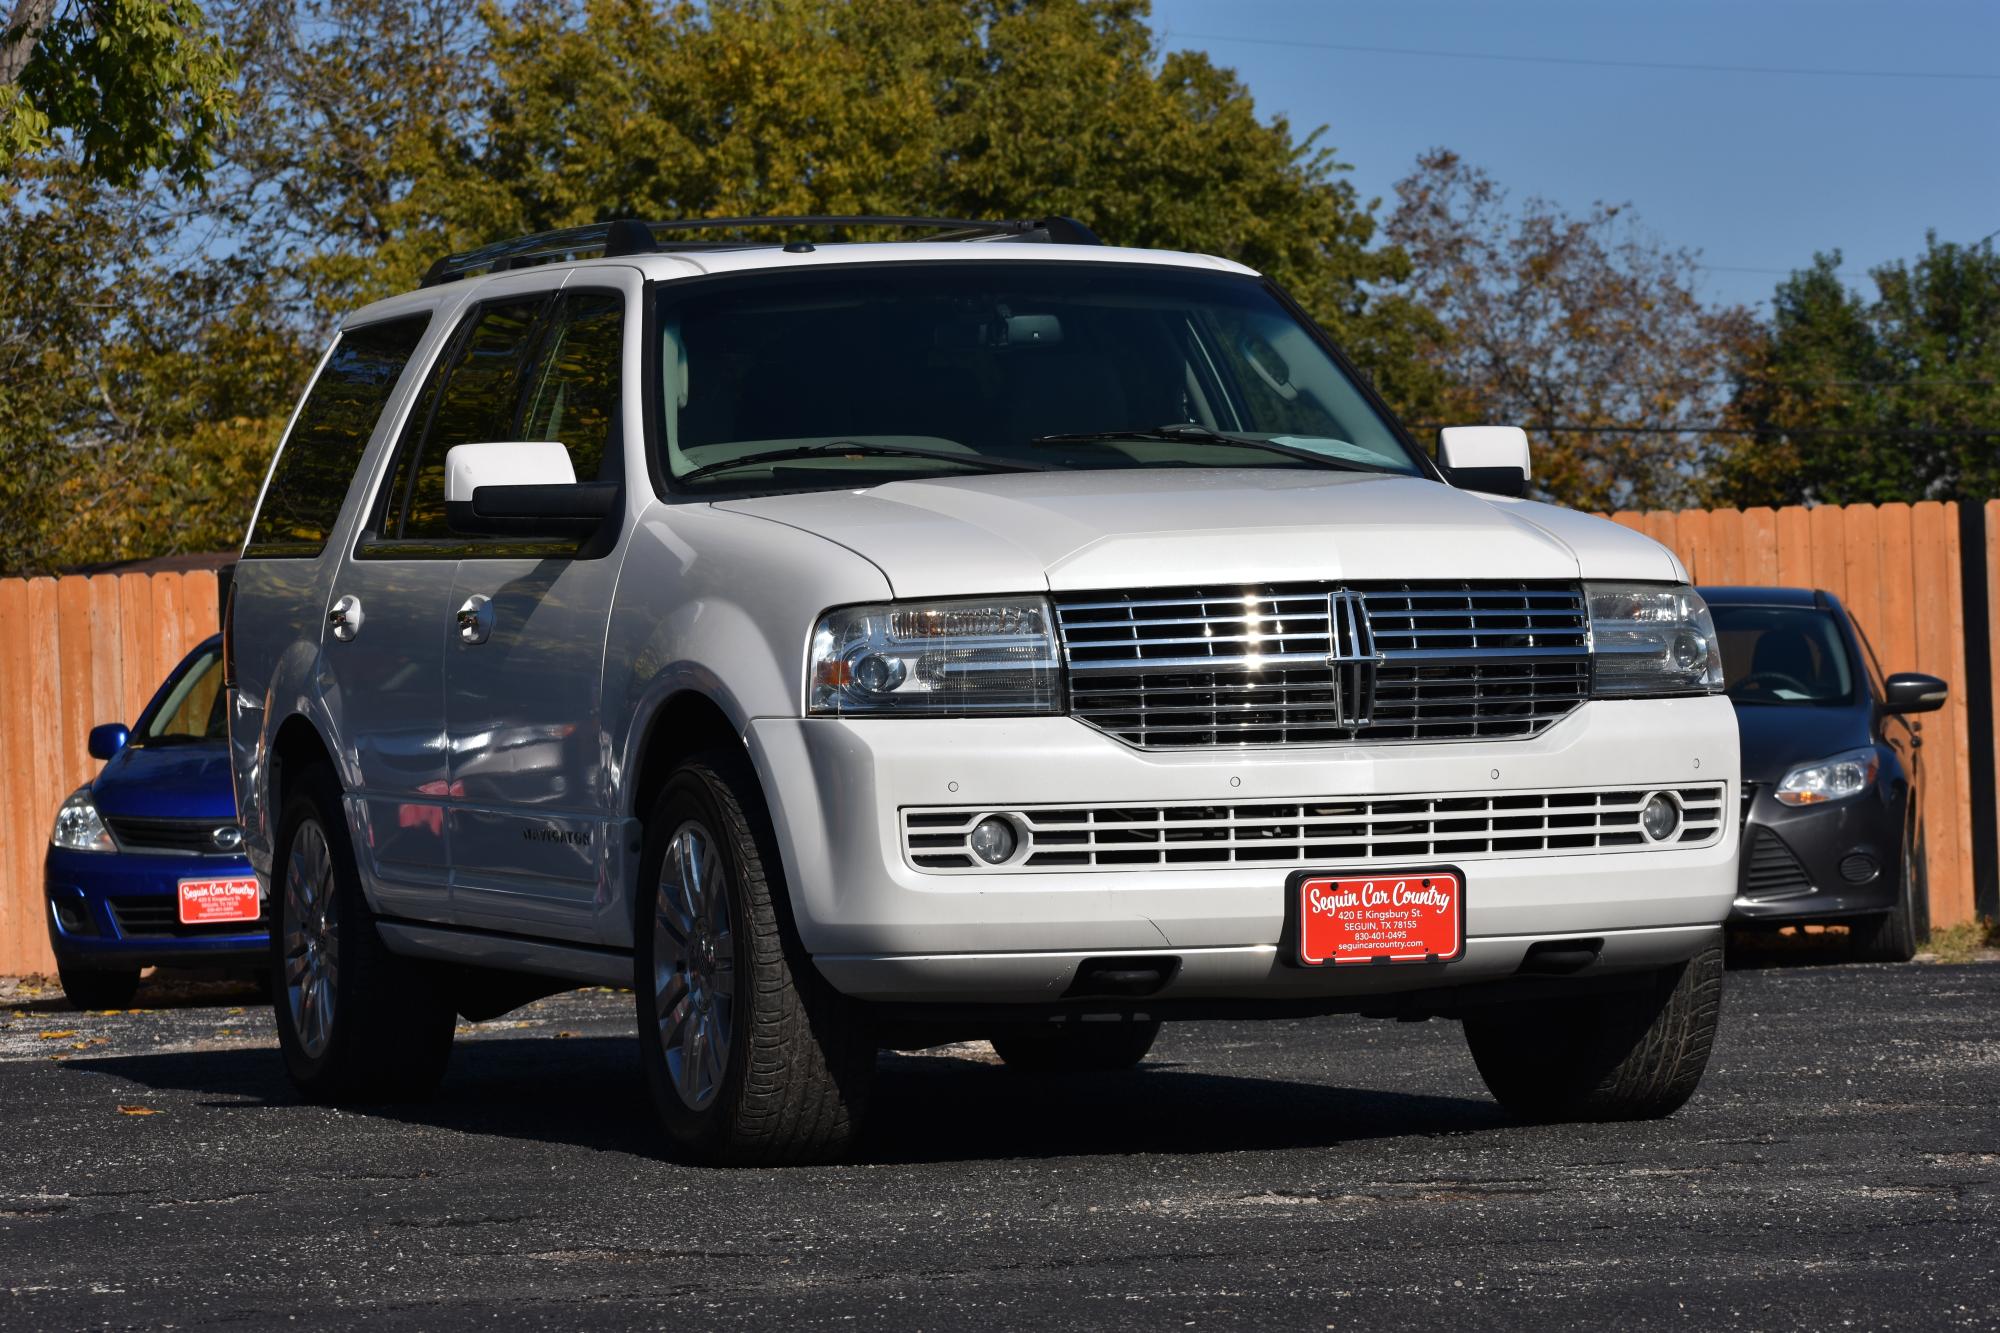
(678, 441, 1050, 485)
(1030, 423, 1378, 472)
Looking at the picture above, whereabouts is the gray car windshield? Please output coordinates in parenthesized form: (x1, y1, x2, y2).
(655, 262, 1422, 488)
(1713, 606, 1856, 706)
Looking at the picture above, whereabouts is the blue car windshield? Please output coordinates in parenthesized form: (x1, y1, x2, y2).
(1712, 606, 1856, 706)
(134, 648, 226, 745)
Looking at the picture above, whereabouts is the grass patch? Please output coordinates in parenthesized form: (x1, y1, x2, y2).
(1925, 918, 2000, 964)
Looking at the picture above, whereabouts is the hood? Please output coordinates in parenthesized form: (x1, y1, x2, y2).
(1730, 701, 1875, 784)
(90, 741, 237, 820)
(719, 469, 1683, 598)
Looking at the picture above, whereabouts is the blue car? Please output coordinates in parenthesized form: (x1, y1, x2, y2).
(44, 634, 265, 1009)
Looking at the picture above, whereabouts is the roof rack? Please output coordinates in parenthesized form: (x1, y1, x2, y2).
(418, 215, 1103, 288)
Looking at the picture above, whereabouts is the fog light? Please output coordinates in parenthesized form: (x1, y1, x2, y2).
(1641, 792, 1681, 841)
(968, 815, 1020, 865)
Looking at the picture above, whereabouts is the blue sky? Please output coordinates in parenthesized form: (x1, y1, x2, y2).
(1147, 0, 2000, 311)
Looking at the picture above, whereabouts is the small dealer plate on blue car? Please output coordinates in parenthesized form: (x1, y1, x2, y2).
(1291, 868, 1465, 966)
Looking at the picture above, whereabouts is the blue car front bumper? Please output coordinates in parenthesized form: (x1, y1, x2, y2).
(44, 844, 268, 970)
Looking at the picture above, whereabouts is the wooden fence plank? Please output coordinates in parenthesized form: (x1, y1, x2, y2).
(1677, 508, 1713, 583)
(85, 576, 124, 742)
(117, 572, 155, 725)
(1809, 504, 1847, 601)
(0, 578, 29, 978)
(1840, 505, 1884, 652)
(1706, 509, 1745, 585)
(1911, 501, 1966, 924)
(1776, 506, 1813, 586)
(180, 570, 218, 653)
(1741, 507, 1779, 585)
(20, 578, 63, 975)
(1944, 507, 1975, 926)
(1874, 505, 1920, 684)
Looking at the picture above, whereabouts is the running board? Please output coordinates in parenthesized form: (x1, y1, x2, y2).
(376, 921, 631, 988)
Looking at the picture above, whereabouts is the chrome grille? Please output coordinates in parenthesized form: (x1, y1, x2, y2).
(904, 784, 1727, 873)
(1055, 581, 1591, 748)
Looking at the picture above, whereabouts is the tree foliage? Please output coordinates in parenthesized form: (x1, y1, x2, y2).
(0, 0, 235, 187)
(1713, 235, 2000, 506)
(1385, 149, 1753, 511)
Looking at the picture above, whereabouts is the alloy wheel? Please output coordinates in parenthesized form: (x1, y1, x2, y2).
(282, 819, 339, 1059)
(653, 820, 736, 1111)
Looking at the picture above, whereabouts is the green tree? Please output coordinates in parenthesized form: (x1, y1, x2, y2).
(1385, 149, 1754, 511)
(0, 0, 235, 186)
(1714, 235, 2000, 506)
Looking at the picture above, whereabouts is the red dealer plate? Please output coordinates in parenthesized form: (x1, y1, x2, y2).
(178, 877, 261, 925)
(1293, 868, 1464, 966)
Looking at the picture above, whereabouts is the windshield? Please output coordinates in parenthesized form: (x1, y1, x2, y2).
(135, 647, 226, 745)
(654, 262, 1423, 490)
(1712, 605, 1856, 706)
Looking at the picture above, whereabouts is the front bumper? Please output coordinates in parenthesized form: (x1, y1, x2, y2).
(1729, 781, 1906, 925)
(747, 695, 1741, 1003)
(44, 846, 268, 969)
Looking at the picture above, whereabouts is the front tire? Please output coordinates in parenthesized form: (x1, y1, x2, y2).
(634, 753, 873, 1165)
(1464, 942, 1723, 1122)
(1852, 834, 1926, 963)
(57, 965, 141, 1011)
(271, 764, 455, 1102)
(991, 1021, 1161, 1073)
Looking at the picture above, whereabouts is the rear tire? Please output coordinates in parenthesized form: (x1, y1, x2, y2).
(635, 753, 874, 1165)
(1464, 942, 1723, 1122)
(57, 966, 140, 1011)
(271, 763, 455, 1102)
(991, 1021, 1161, 1074)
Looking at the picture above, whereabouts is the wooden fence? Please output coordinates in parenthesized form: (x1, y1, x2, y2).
(0, 502, 1993, 975)
(0, 571, 220, 974)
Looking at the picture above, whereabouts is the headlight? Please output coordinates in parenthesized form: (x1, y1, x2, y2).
(1587, 583, 1723, 696)
(51, 787, 115, 852)
(808, 597, 1062, 715)
(1776, 747, 1880, 806)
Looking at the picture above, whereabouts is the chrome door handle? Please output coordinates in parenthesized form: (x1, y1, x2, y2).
(328, 594, 364, 642)
(456, 594, 494, 645)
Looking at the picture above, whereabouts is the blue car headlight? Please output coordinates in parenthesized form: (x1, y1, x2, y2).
(51, 787, 115, 852)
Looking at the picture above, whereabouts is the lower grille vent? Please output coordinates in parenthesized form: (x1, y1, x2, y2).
(905, 784, 1727, 873)
(1741, 829, 1815, 900)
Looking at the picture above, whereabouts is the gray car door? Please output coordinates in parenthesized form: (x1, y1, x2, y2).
(441, 283, 633, 945)
(341, 285, 555, 920)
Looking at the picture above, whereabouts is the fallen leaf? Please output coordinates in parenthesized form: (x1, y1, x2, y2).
(116, 1105, 159, 1116)
(38, 1030, 76, 1040)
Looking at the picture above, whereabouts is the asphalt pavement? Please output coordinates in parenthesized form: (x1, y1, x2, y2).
(1, 952, 1996, 1331)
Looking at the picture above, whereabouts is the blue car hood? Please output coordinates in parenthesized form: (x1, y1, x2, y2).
(90, 741, 237, 820)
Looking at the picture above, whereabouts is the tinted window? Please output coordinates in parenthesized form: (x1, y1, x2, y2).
(656, 264, 1419, 491)
(136, 648, 224, 744)
(521, 291, 624, 483)
(245, 315, 430, 557)
(379, 298, 545, 540)
(1713, 605, 1857, 706)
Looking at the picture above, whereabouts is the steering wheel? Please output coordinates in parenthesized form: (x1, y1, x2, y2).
(1734, 671, 1812, 698)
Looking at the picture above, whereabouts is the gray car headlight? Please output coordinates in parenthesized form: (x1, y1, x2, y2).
(1587, 583, 1724, 697)
(808, 597, 1062, 715)
(1776, 747, 1880, 806)
(51, 787, 115, 852)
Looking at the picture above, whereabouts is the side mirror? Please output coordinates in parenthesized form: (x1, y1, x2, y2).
(444, 441, 620, 539)
(1883, 672, 1948, 714)
(1438, 426, 1530, 498)
(88, 723, 129, 760)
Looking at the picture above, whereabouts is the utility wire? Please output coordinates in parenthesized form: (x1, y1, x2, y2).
(1168, 32, 2000, 82)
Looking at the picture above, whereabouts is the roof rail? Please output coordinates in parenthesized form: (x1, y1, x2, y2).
(418, 215, 1103, 288)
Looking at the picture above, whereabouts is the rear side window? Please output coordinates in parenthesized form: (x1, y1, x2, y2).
(244, 315, 430, 558)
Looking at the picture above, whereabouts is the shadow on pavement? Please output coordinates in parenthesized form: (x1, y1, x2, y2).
(67, 1035, 1504, 1164)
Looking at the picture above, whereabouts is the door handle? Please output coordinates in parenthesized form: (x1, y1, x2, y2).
(329, 594, 364, 642)
(456, 594, 494, 645)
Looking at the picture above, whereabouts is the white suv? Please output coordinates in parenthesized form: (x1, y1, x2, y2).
(227, 216, 1738, 1164)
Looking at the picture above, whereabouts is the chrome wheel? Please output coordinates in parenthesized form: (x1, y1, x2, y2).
(282, 818, 339, 1060)
(653, 820, 736, 1112)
